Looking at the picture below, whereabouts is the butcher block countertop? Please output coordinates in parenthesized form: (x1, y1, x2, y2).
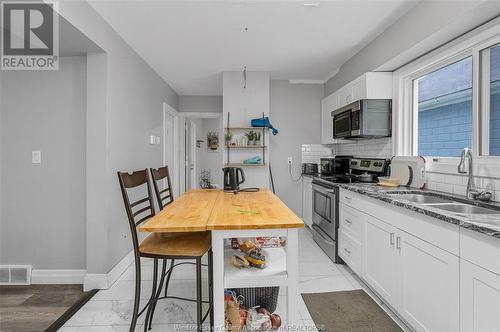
(139, 188, 304, 233)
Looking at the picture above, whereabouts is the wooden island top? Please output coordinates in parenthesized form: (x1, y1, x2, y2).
(139, 188, 304, 233)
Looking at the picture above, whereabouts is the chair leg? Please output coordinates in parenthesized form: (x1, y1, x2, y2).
(196, 257, 203, 331)
(148, 259, 167, 330)
(164, 259, 175, 297)
(129, 254, 141, 332)
(208, 250, 214, 331)
(144, 259, 158, 332)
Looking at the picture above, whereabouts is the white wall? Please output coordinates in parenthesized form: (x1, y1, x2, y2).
(269, 81, 324, 215)
(325, 0, 500, 95)
(179, 96, 222, 113)
(196, 118, 223, 188)
(1, 56, 87, 269)
(56, 2, 179, 276)
(223, 71, 270, 189)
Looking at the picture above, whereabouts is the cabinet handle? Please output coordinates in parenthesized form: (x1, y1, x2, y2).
(396, 236, 401, 250)
(344, 248, 351, 255)
(345, 218, 352, 225)
(390, 233, 395, 245)
(344, 196, 352, 200)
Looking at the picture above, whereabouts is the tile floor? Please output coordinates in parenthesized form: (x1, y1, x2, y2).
(61, 228, 410, 331)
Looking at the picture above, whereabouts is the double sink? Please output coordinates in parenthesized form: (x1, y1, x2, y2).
(386, 192, 500, 216)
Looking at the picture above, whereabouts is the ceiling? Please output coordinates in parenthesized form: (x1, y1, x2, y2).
(89, 0, 419, 95)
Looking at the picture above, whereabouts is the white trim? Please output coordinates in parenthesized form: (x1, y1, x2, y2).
(83, 250, 134, 291)
(31, 269, 86, 284)
(323, 67, 341, 84)
(288, 79, 324, 85)
(179, 111, 222, 119)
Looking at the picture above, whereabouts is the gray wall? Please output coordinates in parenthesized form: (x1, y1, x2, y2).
(179, 96, 222, 113)
(54, 2, 179, 274)
(195, 118, 223, 188)
(270, 81, 324, 215)
(0, 56, 87, 269)
(325, 0, 500, 96)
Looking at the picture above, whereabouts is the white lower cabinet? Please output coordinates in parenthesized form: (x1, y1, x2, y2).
(460, 259, 500, 332)
(363, 215, 399, 309)
(398, 231, 459, 332)
(302, 177, 313, 227)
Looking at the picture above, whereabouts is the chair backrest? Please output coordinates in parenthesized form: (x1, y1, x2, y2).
(150, 166, 174, 210)
(117, 169, 156, 251)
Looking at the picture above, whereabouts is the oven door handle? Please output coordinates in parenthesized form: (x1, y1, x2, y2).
(312, 224, 335, 245)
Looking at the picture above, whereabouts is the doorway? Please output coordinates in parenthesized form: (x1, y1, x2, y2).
(180, 113, 222, 193)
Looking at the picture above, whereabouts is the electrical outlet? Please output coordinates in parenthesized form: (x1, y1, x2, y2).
(287, 157, 293, 165)
(31, 150, 41, 164)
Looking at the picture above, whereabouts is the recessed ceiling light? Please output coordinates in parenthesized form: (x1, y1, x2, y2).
(303, 3, 320, 7)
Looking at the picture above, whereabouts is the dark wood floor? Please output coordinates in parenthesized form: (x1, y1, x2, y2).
(0, 284, 91, 332)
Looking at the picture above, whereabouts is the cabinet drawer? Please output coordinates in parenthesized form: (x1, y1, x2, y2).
(460, 228, 500, 276)
(339, 189, 362, 208)
(339, 203, 364, 241)
(338, 229, 362, 275)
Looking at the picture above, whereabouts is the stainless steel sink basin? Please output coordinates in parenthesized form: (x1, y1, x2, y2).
(428, 204, 500, 215)
(388, 193, 454, 204)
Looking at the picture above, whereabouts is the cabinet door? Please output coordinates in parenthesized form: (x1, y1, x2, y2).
(351, 76, 367, 101)
(363, 215, 398, 309)
(397, 231, 459, 332)
(460, 259, 500, 332)
(302, 178, 313, 227)
(336, 86, 353, 108)
(321, 93, 336, 144)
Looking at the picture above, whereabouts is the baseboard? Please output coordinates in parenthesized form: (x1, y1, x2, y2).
(83, 250, 134, 291)
(31, 269, 87, 284)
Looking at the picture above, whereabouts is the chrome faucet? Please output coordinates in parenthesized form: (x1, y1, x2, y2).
(457, 148, 492, 201)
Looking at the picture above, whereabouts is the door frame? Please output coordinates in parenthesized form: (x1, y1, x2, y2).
(178, 112, 222, 194)
(163, 102, 180, 198)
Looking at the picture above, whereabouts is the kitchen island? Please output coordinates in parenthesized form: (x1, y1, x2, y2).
(140, 188, 304, 330)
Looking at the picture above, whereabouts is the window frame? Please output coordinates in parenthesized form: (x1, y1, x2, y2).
(393, 19, 500, 176)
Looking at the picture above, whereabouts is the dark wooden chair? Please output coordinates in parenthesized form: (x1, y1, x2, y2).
(117, 169, 213, 332)
(150, 166, 174, 209)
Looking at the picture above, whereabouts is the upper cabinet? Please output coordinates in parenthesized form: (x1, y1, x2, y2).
(321, 72, 393, 144)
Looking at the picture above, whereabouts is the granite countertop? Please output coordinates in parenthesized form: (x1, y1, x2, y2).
(308, 175, 500, 239)
(336, 183, 500, 239)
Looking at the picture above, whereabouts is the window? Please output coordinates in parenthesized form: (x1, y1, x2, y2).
(393, 22, 500, 163)
(415, 57, 472, 157)
(482, 43, 500, 156)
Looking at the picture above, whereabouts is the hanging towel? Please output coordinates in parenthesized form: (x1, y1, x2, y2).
(251, 117, 279, 135)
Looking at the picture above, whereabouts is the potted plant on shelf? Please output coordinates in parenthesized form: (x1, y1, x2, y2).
(245, 131, 256, 146)
(254, 132, 261, 146)
(224, 131, 232, 147)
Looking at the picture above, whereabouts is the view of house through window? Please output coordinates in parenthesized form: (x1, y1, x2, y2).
(488, 44, 500, 156)
(415, 57, 473, 157)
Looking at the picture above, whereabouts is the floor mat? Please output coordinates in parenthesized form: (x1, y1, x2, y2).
(0, 284, 98, 332)
(302, 290, 403, 332)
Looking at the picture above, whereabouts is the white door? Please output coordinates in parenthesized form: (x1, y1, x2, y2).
(186, 120, 197, 190)
(397, 231, 459, 332)
(163, 103, 179, 198)
(363, 215, 398, 309)
(460, 259, 500, 332)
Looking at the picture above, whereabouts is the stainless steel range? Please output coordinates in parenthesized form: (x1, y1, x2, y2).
(311, 157, 390, 263)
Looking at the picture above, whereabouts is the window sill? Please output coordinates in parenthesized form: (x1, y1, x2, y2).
(423, 156, 500, 179)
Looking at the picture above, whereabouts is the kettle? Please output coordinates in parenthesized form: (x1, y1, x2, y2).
(223, 167, 245, 191)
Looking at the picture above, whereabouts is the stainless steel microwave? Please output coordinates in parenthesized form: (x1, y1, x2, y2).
(331, 99, 392, 139)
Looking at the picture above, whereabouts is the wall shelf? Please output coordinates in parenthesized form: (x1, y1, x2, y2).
(226, 145, 267, 149)
(224, 163, 267, 167)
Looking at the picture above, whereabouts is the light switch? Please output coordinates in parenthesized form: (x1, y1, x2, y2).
(32, 150, 41, 164)
(149, 135, 156, 145)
